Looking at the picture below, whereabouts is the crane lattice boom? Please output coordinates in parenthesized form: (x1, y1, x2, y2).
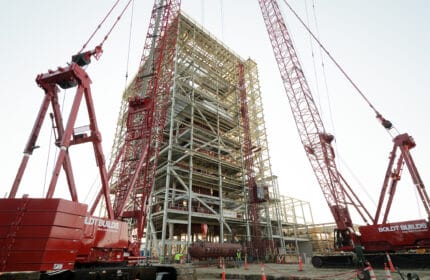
(238, 62, 262, 252)
(110, 0, 181, 254)
(257, 0, 373, 229)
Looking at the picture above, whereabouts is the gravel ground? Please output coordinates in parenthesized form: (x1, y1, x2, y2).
(175, 262, 430, 280)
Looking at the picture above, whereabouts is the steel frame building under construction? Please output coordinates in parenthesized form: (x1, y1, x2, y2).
(109, 12, 312, 262)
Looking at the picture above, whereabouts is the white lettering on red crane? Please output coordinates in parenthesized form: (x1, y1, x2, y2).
(84, 217, 120, 231)
(378, 222, 427, 233)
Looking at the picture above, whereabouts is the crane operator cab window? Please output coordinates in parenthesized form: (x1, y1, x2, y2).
(334, 229, 352, 249)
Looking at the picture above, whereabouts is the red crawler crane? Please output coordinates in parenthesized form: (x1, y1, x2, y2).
(258, 0, 372, 249)
(258, 0, 430, 269)
(0, 49, 176, 279)
(0, 0, 181, 278)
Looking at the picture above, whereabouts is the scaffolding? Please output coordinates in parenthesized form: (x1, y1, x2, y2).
(110, 12, 311, 261)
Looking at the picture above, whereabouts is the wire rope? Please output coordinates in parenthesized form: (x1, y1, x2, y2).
(306, 0, 342, 169)
(78, 0, 122, 54)
(311, 1, 382, 215)
(303, 0, 322, 120)
(337, 154, 377, 209)
(309, 0, 336, 138)
(83, 173, 101, 205)
(42, 117, 54, 196)
(220, 0, 224, 40)
(201, 0, 205, 27)
(77, 0, 133, 61)
(43, 89, 67, 197)
(98, 0, 133, 50)
(124, 0, 135, 86)
(83, 1, 135, 207)
(282, 0, 394, 135)
(282, 0, 387, 218)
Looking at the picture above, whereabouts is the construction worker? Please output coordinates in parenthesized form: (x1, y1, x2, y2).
(174, 252, 183, 264)
(236, 249, 242, 268)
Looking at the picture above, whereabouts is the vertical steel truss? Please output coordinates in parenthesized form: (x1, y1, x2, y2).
(238, 62, 262, 253)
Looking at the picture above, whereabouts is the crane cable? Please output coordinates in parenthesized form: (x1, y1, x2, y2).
(43, 90, 67, 196)
(291, 0, 392, 216)
(303, 0, 323, 119)
(309, 0, 335, 136)
(77, 0, 133, 56)
(301, 0, 382, 212)
(281, 0, 395, 135)
(42, 0, 134, 197)
(124, 0, 135, 85)
(304, 0, 337, 141)
(83, 0, 135, 206)
(201, 0, 205, 27)
(220, 0, 224, 40)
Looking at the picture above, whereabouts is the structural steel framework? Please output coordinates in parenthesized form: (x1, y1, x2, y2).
(109, 12, 310, 261)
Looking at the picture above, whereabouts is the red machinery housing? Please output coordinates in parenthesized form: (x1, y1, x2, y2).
(359, 220, 430, 252)
(0, 198, 128, 272)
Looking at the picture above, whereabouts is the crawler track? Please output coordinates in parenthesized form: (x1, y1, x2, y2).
(0, 265, 177, 280)
(312, 253, 430, 269)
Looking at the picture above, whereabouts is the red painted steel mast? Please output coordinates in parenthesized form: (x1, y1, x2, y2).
(109, 0, 181, 254)
(238, 62, 263, 255)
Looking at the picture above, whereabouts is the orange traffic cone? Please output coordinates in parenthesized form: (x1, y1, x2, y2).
(221, 262, 226, 280)
(298, 256, 303, 271)
(384, 263, 393, 279)
(244, 254, 249, 270)
(365, 262, 377, 279)
(386, 253, 396, 272)
(260, 262, 267, 280)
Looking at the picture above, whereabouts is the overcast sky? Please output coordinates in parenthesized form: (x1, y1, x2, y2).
(1, 0, 429, 224)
